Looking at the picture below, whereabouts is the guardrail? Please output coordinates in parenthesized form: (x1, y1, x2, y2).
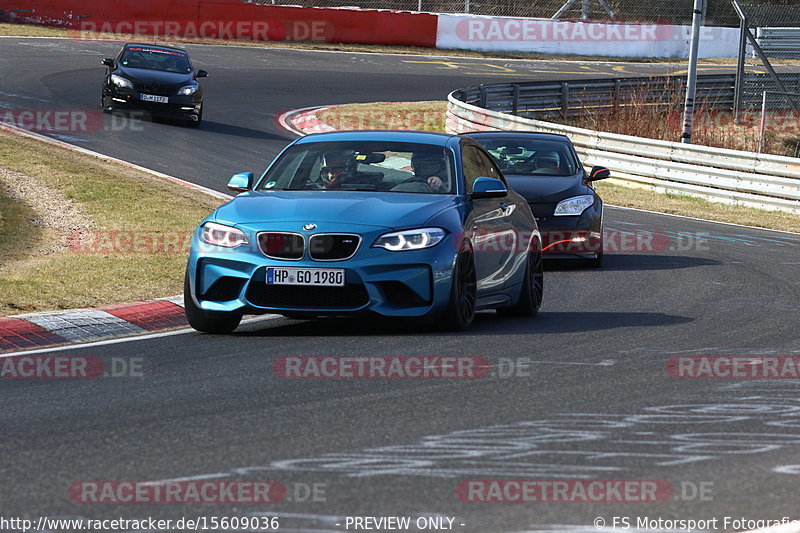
(447, 82, 800, 214)
(756, 27, 800, 59)
(451, 75, 737, 119)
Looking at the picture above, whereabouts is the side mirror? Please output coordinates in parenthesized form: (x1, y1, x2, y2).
(471, 176, 507, 199)
(588, 166, 610, 181)
(101, 58, 114, 67)
(228, 172, 254, 192)
(196, 69, 208, 78)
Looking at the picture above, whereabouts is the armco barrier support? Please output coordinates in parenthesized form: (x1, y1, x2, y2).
(447, 90, 800, 214)
(0, 0, 438, 48)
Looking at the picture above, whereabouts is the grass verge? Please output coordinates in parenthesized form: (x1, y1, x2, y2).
(0, 184, 42, 263)
(321, 101, 800, 234)
(0, 128, 223, 316)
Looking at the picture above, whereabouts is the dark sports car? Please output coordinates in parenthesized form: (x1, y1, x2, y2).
(466, 132, 610, 267)
(100, 43, 207, 126)
(184, 130, 544, 333)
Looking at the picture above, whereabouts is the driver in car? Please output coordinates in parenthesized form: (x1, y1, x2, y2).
(410, 151, 449, 192)
(319, 151, 355, 189)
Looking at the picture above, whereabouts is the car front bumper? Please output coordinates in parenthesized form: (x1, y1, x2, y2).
(186, 223, 460, 318)
(103, 87, 202, 120)
(536, 209, 602, 258)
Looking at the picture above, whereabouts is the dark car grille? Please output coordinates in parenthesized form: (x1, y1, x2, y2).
(309, 234, 360, 261)
(133, 82, 171, 95)
(246, 283, 369, 310)
(258, 232, 305, 260)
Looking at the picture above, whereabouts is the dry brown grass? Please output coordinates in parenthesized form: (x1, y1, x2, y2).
(0, 128, 223, 316)
(317, 101, 448, 132)
(558, 87, 800, 157)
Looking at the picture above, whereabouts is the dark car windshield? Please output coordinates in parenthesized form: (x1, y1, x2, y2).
(119, 46, 192, 74)
(477, 138, 579, 177)
(257, 141, 455, 194)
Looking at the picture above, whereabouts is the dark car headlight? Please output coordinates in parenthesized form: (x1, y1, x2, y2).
(177, 85, 198, 96)
(553, 195, 594, 216)
(372, 228, 446, 251)
(110, 74, 133, 89)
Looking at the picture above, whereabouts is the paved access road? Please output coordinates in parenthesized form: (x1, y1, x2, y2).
(1, 38, 798, 533)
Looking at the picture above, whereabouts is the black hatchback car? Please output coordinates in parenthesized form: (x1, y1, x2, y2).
(100, 43, 207, 126)
(467, 132, 610, 267)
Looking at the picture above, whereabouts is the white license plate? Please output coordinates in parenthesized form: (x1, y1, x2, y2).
(141, 94, 169, 103)
(266, 267, 344, 287)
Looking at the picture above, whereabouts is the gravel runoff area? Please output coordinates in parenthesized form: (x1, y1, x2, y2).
(0, 166, 92, 255)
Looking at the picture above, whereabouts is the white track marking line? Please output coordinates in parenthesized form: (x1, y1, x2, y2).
(0, 315, 285, 358)
(607, 204, 800, 236)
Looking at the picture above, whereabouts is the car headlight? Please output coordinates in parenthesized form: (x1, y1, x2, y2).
(372, 228, 446, 251)
(201, 222, 249, 248)
(177, 85, 198, 96)
(554, 195, 594, 216)
(110, 74, 133, 89)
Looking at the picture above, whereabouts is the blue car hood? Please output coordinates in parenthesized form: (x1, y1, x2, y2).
(214, 191, 459, 229)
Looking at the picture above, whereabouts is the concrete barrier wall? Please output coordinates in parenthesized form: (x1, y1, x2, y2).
(436, 13, 742, 58)
(0, 0, 745, 58)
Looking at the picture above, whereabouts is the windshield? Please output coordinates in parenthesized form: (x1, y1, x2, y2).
(257, 141, 455, 194)
(120, 46, 192, 74)
(478, 137, 579, 177)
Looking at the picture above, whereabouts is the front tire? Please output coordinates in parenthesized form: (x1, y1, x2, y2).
(100, 94, 111, 114)
(497, 250, 543, 317)
(436, 248, 477, 331)
(184, 270, 242, 333)
(587, 249, 603, 268)
(188, 106, 203, 128)
(587, 234, 604, 268)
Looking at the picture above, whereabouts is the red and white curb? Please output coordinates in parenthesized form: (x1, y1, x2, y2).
(0, 297, 187, 352)
(276, 106, 338, 137)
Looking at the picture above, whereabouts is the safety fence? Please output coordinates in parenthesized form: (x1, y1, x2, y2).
(452, 74, 736, 119)
(447, 82, 800, 214)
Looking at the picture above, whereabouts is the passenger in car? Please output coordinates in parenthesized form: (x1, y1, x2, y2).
(410, 150, 449, 192)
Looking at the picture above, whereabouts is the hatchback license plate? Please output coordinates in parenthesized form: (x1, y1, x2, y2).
(266, 267, 344, 287)
(141, 94, 168, 103)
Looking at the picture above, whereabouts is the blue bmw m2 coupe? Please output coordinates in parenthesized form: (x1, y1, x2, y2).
(185, 131, 543, 332)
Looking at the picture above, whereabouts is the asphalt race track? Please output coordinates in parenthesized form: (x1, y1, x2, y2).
(1, 38, 800, 533)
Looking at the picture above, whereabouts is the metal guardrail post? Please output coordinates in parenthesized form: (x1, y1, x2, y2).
(479, 86, 487, 109)
(512, 84, 519, 115)
(734, 14, 747, 120)
(560, 83, 569, 117)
